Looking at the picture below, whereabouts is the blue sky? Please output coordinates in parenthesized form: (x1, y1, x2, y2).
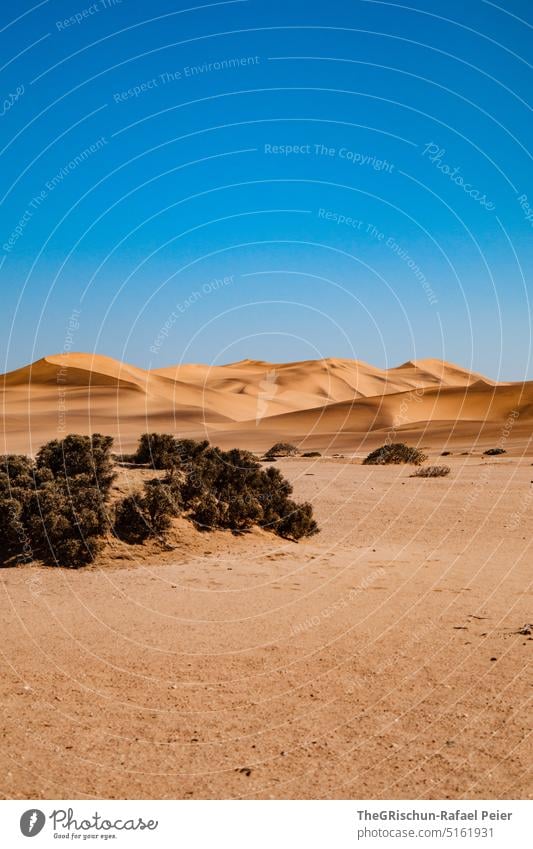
(1, 0, 532, 379)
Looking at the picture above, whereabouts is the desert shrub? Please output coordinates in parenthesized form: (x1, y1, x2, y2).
(412, 465, 451, 478)
(363, 443, 427, 466)
(0, 455, 63, 563)
(441, 451, 451, 456)
(175, 438, 210, 465)
(254, 466, 293, 527)
(0, 454, 35, 484)
(142, 480, 182, 532)
(0, 455, 39, 561)
(0, 491, 31, 561)
(114, 493, 148, 543)
(1, 433, 318, 562)
(264, 442, 299, 459)
(26, 434, 116, 567)
(483, 447, 506, 456)
(28, 475, 109, 567)
(114, 480, 181, 543)
(134, 433, 209, 473)
(183, 448, 265, 531)
(179, 448, 318, 539)
(302, 451, 321, 457)
(0, 454, 36, 510)
(0, 490, 23, 549)
(254, 468, 318, 540)
(166, 438, 210, 482)
(134, 433, 179, 469)
(36, 433, 116, 495)
(191, 491, 221, 531)
(273, 500, 319, 540)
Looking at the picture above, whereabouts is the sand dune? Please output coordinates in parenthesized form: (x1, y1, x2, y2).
(246, 380, 529, 435)
(152, 355, 494, 402)
(0, 351, 529, 454)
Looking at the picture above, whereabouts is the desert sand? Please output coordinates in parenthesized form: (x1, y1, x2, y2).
(1, 352, 531, 455)
(0, 355, 531, 799)
(0, 455, 531, 799)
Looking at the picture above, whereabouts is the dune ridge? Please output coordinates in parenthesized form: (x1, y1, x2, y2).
(1, 351, 530, 454)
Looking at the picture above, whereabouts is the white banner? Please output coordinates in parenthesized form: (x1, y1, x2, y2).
(1, 799, 531, 848)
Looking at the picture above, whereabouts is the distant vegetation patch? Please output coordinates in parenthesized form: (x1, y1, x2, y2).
(412, 465, 451, 478)
(483, 448, 506, 456)
(363, 443, 427, 466)
(264, 442, 299, 459)
(302, 451, 321, 457)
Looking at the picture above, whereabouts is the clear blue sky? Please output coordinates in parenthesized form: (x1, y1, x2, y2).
(1, 0, 532, 379)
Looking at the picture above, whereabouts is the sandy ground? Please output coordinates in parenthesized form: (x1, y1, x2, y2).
(0, 453, 531, 800)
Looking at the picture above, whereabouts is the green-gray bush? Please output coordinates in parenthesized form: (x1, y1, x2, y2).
(264, 442, 299, 459)
(114, 480, 182, 543)
(36, 433, 116, 495)
(29, 434, 115, 567)
(412, 465, 451, 478)
(28, 475, 109, 567)
(179, 446, 318, 539)
(363, 443, 427, 466)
